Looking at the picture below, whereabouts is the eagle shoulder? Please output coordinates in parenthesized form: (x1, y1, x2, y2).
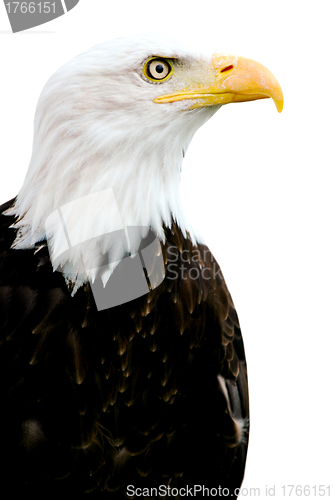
(0, 201, 249, 495)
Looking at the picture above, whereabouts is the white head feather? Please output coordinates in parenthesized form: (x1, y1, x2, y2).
(7, 35, 221, 291)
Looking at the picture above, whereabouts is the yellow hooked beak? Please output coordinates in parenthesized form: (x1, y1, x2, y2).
(154, 54, 284, 113)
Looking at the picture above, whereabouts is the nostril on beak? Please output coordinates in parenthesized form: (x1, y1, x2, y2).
(220, 65, 234, 73)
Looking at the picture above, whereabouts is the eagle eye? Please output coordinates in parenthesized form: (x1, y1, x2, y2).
(143, 58, 172, 82)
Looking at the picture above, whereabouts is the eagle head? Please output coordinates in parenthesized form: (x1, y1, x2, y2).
(8, 35, 283, 291)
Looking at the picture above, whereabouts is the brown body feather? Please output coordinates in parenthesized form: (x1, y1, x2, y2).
(0, 198, 249, 496)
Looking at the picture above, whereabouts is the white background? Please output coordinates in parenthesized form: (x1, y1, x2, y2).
(0, 0, 332, 497)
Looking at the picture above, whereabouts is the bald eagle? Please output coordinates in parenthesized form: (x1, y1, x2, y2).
(0, 36, 283, 496)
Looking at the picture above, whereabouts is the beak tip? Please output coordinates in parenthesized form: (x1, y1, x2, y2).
(274, 98, 284, 113)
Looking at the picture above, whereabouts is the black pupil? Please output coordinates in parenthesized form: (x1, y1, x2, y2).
(155, 64, 164, 74)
